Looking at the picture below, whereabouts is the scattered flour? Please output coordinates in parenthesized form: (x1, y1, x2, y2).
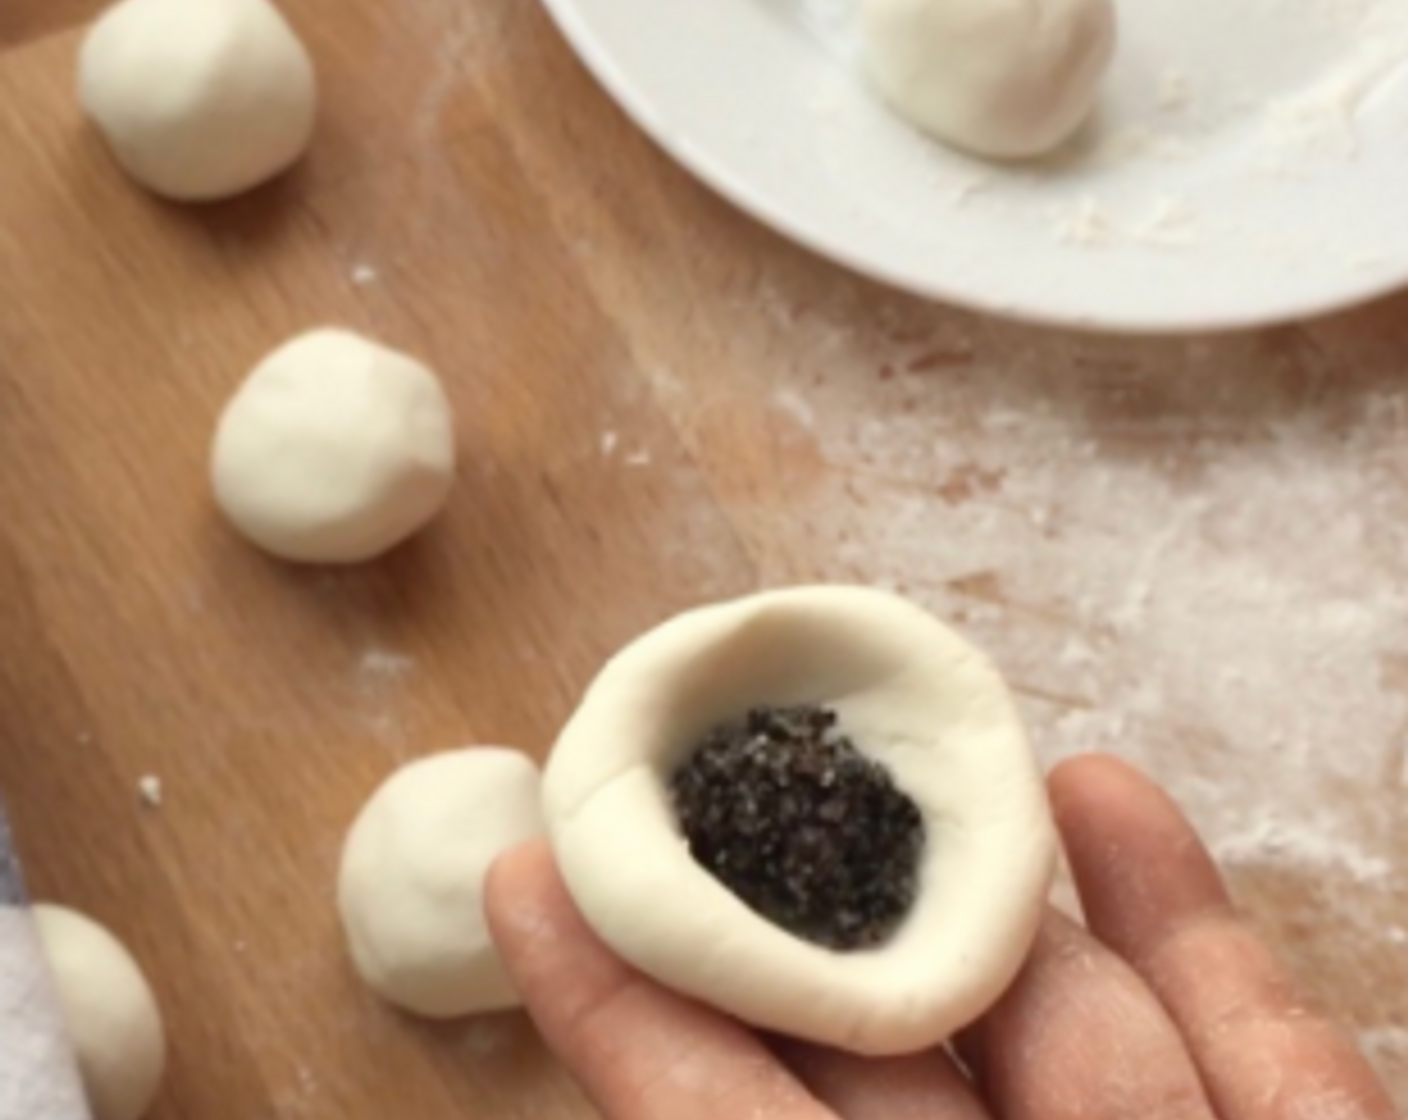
(137, 775, 162, 808)
(355, 652, 416, 754)
(1214, 813, 1392, 884)
(360, 711, 408, 752)
(1052, 198, 1117, 247)
(358, 649, 415, 681)
(460, 1018, 512, 1059)
(641, 277, 1408, 1100)
(787, 0, 1408, 271)
(1259, 2, 1408, 170)
(270, 1062, 321, 1117)
(1136, 195, 1200, 247)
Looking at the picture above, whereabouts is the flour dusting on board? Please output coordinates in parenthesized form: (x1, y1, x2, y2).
(642, 277, 1408, 1097)
(359, 649, 416, 682)
(1214, 810, 1392, 885)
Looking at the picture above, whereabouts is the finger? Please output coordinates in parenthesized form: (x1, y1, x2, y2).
(775, 1039, 992, 1120)
(1052, 754, 1399, 1120)
(955, 910, 1216, 1120)
(485, 840, 839, 1120)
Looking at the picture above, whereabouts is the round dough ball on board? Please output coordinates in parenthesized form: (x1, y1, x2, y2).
(338, 749, 545, 1018)
(78, 0, 316, 201)
(544, 585, 1057, 1057)
(211, 328, 456, 564)
(32, 904, 166, 1120)
(861, 0, 1116, 159)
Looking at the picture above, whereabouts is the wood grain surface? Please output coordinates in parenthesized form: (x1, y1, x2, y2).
(1, 1, 1405, 1117)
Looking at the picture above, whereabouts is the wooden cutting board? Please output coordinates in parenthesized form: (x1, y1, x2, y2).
(1, 1, 1404, 1117)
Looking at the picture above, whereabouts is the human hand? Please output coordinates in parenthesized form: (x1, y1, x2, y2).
(485, 755, 1397, 1120)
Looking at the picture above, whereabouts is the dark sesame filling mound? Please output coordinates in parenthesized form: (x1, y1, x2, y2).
(669, 704, 925, 951)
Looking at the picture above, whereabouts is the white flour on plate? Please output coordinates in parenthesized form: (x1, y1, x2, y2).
(792, 0, 1408, 259)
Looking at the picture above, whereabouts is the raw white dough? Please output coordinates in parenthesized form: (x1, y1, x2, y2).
(544, 586, 1056, 1056)
(338, 749, 545, 1018)
(861, 0, 1116, 159)
(78, 0, 316, 201)
(211, 328, 456, 564)
(32, 904, 166, 1120)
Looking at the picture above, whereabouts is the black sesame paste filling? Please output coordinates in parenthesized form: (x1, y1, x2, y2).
(668, 704, 925, 951)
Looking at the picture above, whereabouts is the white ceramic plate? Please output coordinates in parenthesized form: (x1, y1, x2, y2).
(538, 0, 1408, 332)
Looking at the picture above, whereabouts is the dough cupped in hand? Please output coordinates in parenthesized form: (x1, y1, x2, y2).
(79, 0, 317, 201)
(338, 749, 545, 1018)
(861, 0, 1116, 159)
(211, 328, 456, 564)
(543, 586, 1057, 1056)
(33, 904, 166, 1120)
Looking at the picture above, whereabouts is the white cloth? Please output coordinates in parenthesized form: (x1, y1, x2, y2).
(0, 818, 90, 1120)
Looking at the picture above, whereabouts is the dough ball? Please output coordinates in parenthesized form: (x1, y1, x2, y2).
(32, 904, 166, 1120)
(211, 328, 456, 564)
(338, 749, 545, 1018)
(861, 0, 1116, 159)
(544, 586, 1057, 1056)
(78, 0, 316, 201)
